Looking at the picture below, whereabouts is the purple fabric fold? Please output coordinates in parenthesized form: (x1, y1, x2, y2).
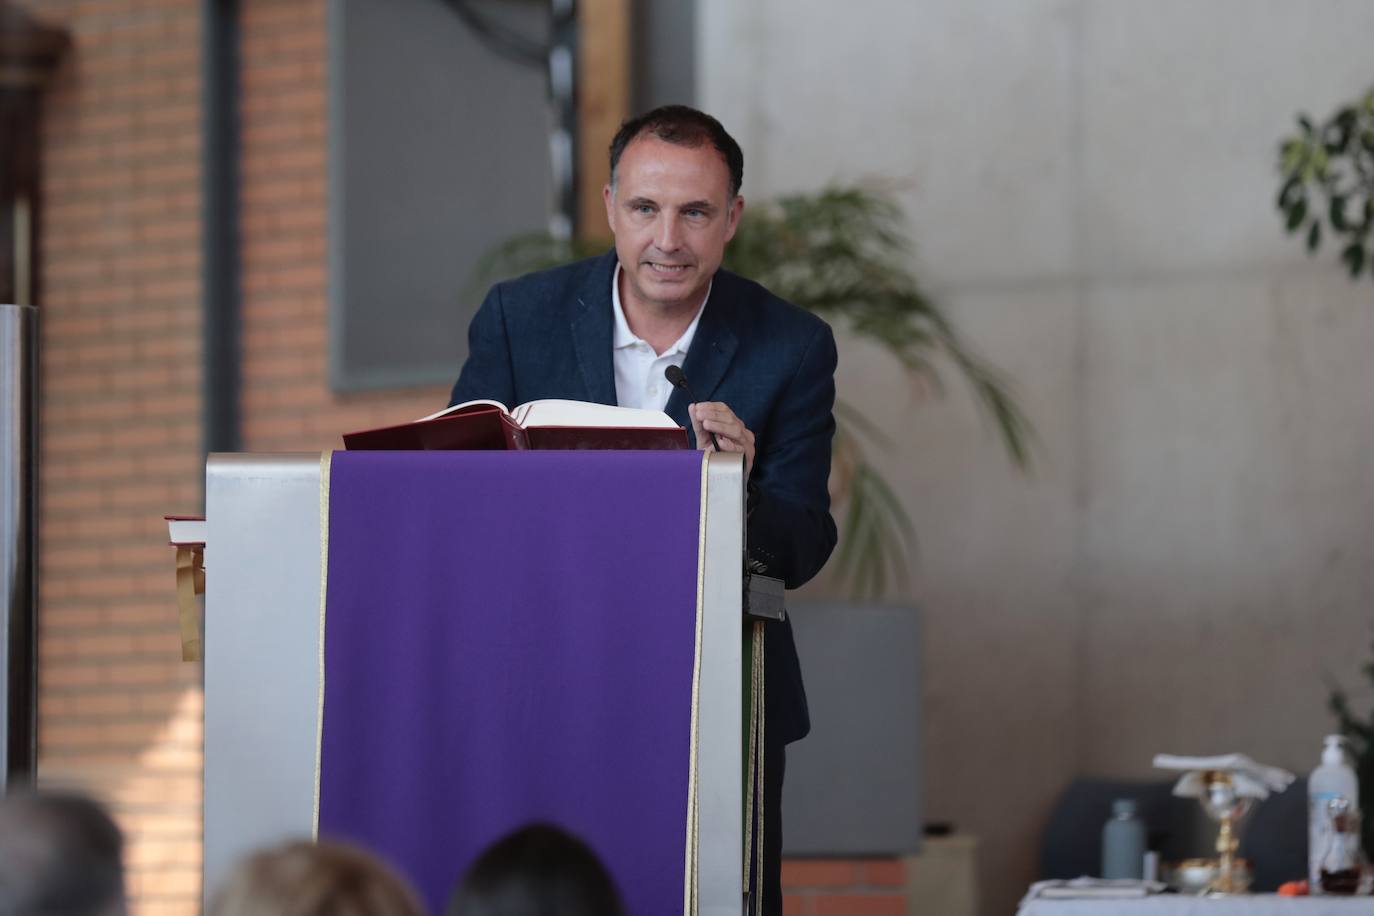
(318, 450, 704, 915)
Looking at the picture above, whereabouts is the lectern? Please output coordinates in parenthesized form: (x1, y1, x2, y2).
(203, 450, 748, 915)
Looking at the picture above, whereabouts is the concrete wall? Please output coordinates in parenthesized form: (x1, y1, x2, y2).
(699, 2, 1374, 913)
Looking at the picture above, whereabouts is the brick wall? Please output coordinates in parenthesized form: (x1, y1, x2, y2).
(32, 1, 205, 914)
(237, 0, 443, 455)
(782, 858, 911, 916)
(32, 0, 451, 913)
(30, 0, 461, 911)
(29, 0, 464, 900)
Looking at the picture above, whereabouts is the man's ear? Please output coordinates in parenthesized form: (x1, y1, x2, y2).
(723, 195, 745, 243)
(602, 183, 616, 235)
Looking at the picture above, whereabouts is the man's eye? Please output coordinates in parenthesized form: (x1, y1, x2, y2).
(685, 209, 704, 218)
(635, 204, 654, 214)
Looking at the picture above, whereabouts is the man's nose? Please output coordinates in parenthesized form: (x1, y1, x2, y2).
(654, 214, 682, 252)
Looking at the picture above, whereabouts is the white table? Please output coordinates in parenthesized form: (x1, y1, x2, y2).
(1019, 897, 1374, 916)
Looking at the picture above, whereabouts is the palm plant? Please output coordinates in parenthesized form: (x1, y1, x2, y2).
(471, 186, 1031, 598)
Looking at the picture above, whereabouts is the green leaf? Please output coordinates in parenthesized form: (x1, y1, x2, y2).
(1329, 690, 1374, 743)
(1324, 127, 1348, 155)
(1285, 197, 1307, 232)
(1308, 220, 1321, 253)
(1341, 242, 1366, 278)
(1299, 114, 1315, 135)
(1276, 176, 1302, 210)
(1310, 146, 1330, 180)
(829, 446, 917, 601)
(1280, 138, 1313, 177)
(834, 399, 893, 450)
(1329, 108, 1358, 153)
(1331, 195, 1349, 232)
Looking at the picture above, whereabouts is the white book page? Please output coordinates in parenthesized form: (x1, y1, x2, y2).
(514, 399, 676, 428)
(167, 517, 207, 545)
(414, 399, 510, 423)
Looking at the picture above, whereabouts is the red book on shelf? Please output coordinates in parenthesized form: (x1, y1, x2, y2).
(342, 399, 689, 452)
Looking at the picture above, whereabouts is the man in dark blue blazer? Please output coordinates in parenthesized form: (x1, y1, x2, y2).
(449, 106, 836, 916)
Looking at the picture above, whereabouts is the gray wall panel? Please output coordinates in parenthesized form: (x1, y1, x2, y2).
(632, 0, 696, 113)
(782, 602, 923, 856)
(330, 0, 552, 391)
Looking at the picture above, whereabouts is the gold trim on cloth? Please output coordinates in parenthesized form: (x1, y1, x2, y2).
(682, 451, 709, 915)
(174, 546, 205, 662)
(752, 623, 766, 916)
(743, 622, 760, 879)
(312, 450, 332, 840)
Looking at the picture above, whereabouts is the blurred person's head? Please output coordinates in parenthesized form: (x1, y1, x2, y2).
(446, 823, 624, 916)
(0, 789, 126, 916)
(208, 840, 422, 916)
(604, 106, 745, 320)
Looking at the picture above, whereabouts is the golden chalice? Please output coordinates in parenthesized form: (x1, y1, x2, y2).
(1197, 770, 1253, 895)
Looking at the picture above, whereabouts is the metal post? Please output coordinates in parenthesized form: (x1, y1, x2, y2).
(201, 0, 241, 458)
(0, 303, 38, 790)
(547, 0, 577, 239)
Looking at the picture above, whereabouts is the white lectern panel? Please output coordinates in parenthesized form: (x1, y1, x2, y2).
(204, 452, 743, 914)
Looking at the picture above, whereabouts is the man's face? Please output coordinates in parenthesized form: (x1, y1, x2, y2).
(603, 135, 743, 315)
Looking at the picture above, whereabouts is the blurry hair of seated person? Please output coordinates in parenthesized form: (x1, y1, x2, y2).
(0, 789, 126, 916)
(446, 823, 625, 916)
(209, 839, 423, 916)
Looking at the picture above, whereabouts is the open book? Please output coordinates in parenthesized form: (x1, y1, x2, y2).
(342, 399, 689, 451)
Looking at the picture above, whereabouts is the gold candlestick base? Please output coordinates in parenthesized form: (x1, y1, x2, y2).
(1199, 770, 1253, 896)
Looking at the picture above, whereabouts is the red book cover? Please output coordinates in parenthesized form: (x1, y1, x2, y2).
(342, 400, 689, 452)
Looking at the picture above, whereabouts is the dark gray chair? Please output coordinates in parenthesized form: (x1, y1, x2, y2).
(1039, 778, 1211, 880)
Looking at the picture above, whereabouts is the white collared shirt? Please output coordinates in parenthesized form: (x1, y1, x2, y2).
(611, 263, 711, 412)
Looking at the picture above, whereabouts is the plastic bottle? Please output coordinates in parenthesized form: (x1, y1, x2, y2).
(1309, 734, 1359, 892)
(1102, 798, 1147, 880)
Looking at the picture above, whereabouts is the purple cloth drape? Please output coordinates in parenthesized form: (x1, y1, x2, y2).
(318, 450, 704, 915)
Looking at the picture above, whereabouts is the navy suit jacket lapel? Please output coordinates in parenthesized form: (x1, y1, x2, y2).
(665, 275, 739, 437)
(570, 251, 619, 406)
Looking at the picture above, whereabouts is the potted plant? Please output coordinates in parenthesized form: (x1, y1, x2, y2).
(473, 185, 1031, 598)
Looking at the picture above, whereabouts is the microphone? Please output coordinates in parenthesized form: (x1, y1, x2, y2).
(664, 365, 721, 451)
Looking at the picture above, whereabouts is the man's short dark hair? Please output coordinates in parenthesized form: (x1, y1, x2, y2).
(608, 105, 744, 198)
(0, 790, 125, 916)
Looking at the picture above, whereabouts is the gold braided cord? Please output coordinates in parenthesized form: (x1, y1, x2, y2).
(312, 450, 332, 840)
(753, 623, 766, 916)
(681, 451, 709, 915)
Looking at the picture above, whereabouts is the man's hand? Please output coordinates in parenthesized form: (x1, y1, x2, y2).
(689, 402, 756, 478)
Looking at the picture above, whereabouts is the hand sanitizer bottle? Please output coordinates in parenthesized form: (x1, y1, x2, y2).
(1309, 735, 1359, 892)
